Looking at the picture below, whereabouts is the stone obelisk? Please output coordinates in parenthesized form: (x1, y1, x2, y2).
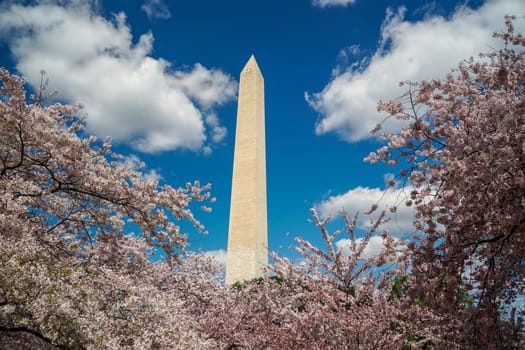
(225, 55, 267, 285)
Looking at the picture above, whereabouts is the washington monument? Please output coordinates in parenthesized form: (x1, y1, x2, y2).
(225, 55, 268, 285)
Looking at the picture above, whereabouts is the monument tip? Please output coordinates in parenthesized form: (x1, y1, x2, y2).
(242, 54, 261, 74)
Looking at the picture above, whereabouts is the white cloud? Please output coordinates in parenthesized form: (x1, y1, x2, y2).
(316, 186, 417, 236)
(0, 1, 237, 153)
(121, 154, 163, 182)
(338, 44, 360, 59)
(202, 146, 213, 156)
(174, 64, 238, 110)
(201, 249, 227, 270)
(312, 0, 356, 8)
(307, 0, 525, 142)
(332, 44, 367, 77)
(197, 113, 227, 155)
(205, 113, 227, 143)
(141, 0, 171, 19)
(335, 235, 404, 259)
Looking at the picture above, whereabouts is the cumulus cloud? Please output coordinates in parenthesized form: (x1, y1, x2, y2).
(307, 0, 525, 142)
(0, 1, 237, 153)
(205, 113, 227, 143)
(338, 45, 361, 59)
(331, 44, 368, 77)
(141, 0, 171, 20)
(316, 186, 417, 236)
(173, 64, 237, 110)
(120, 154, 163, 182)
(312, 0, 356, 8)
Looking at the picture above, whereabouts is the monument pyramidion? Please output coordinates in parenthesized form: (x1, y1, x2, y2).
(225, 55, 268, 285)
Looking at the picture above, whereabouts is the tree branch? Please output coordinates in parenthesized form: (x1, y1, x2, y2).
(0, 325, 70, 350)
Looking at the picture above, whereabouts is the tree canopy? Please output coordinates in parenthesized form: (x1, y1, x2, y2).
(0, 67, 219, 349)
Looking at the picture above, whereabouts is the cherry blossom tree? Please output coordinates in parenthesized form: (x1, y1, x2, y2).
(0, 68, 219, 349)
(366, 17, 525, 348)
(193, 210, 447, 349)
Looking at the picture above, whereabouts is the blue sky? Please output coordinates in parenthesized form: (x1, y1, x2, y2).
(1, 0, 524, 265)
